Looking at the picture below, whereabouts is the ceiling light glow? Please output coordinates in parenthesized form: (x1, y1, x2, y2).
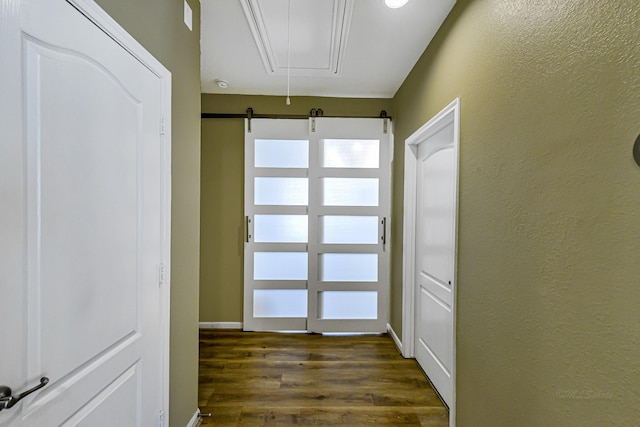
(384, 0, 409, 8)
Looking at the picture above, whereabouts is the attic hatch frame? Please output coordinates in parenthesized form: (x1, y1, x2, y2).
(201, 108, 392, 133)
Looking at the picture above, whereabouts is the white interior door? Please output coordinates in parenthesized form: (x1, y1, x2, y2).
(414, 121, 457, 408)
(308, 117, 391, 333)
(244, 119, 311, 332)
(0, 1, 170, 425)
(244, 117, 391, 333)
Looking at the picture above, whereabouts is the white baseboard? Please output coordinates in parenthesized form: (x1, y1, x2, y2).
(199, 322, 243, 329)
(387, 323, 403, 354)
(186, 408, 200, 427)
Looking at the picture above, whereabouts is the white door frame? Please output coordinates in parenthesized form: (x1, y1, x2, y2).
(402, 98, 459, 427)
(66, 0, 173, 423)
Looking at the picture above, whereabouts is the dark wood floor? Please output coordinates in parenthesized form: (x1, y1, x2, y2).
(198, 329, 448, 426)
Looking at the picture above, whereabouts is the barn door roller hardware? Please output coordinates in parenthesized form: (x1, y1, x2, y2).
(202, 108, 392, 134)
(380, 110, 389, 134)
(310, 108, 324, 132)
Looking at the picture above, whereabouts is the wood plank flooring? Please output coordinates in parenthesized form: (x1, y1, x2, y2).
(198, 330, 448, 426)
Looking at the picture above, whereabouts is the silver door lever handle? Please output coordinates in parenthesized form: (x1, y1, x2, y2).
(0, 377, 49, 411)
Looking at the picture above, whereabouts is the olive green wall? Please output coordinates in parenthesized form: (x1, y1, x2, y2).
(200, 94, 392, 323)
(391, 0, 640, 425)
(93, 1, 201, 426)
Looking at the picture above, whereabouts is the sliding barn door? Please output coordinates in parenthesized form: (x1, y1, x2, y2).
(244, 119, 310, 331)
(307, 118, 391, 333)
(244, 118, 391, 333)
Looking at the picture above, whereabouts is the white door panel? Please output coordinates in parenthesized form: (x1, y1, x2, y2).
(1, 1, 169, 425)
(418, 283, 453, 367)
(414, 121, 457, 409)
(417, 133, 456, 286)
(63, 366, 138, 426)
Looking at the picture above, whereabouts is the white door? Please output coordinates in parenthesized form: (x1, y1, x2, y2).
(0, 1, 170, 426)
(244, 119, 311, 332)
(244, 117, 391, 333)
(308, 117, 391, 333)
(414, 121, 457, 408)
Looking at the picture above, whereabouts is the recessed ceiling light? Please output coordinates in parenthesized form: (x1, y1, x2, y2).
(215, 79, 229, 89)
(384, 0, 409, 8)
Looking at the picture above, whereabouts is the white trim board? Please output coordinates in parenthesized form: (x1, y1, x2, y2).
(186, 409, 200, 427)
(386, 323, 403, 354)
(402, 98, 460, 427)
(64, 1, 173, 426)
(199, 322, 243, 329)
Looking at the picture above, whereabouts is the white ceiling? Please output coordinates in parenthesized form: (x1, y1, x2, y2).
(201, 0, 456, 98)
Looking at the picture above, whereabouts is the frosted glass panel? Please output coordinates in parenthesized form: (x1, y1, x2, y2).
(323, 139, 379, 168)
(321, 216, 378, 244)
(254, 289, 308, 318)
(254, 252, 308, 280)
(255, 139, 308, 168)
(322, 178, 379, 206)
(255, 177, 308, 205)
(318, 291, 378, 319)
(319, 253, 378, 282)
(254, 215, 308, 243)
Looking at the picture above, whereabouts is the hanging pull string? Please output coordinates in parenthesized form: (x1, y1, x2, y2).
(286, 0, 291, 105)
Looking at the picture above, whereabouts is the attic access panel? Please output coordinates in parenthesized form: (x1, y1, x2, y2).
(240, 0, 354, 77)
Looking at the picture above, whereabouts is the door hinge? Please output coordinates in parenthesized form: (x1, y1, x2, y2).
(160, 115, 166, 135)
(159, 263, 166, 286)
(158, 410, 165, 426)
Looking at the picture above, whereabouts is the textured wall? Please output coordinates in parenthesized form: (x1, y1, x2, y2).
(93, 1, 201, 425)
(200, 94, 392, 323)
(391, 0, 640, 425)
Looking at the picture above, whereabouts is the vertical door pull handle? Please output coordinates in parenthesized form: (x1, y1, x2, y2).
(0, 377, 49, 411)
(381, 217, 387, 249)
